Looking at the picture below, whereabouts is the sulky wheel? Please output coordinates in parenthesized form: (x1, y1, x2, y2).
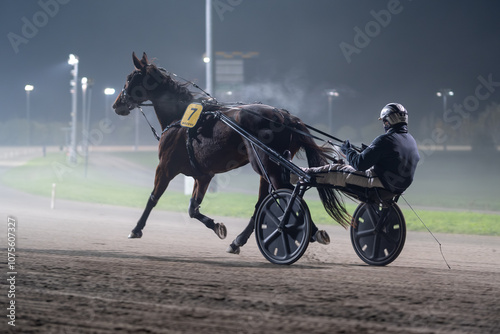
(255, 189, 311, 265)
(350, 202, 406, 266)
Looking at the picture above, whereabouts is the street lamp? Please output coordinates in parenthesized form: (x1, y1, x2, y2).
(326, 89, 339, 133)
(104, 88, 115, 95)
(68, 53, 79, 164)
(68, 54, 78, 66)
(436, 88, 453, 124)
(104, 88, 115, 119)
(24, 84, 34, 146)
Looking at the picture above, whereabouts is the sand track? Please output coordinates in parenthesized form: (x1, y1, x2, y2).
(1, 153, 499, 333)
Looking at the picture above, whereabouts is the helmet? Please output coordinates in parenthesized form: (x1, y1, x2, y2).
(379, 103, 408, 127)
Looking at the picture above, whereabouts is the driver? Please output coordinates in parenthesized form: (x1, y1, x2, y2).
(300, 103, 420, 195)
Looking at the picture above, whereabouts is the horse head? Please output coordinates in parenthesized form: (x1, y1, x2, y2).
(113, 52, 177, 116)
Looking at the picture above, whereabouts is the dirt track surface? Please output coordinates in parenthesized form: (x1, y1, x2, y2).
(1, 155, 500, 333)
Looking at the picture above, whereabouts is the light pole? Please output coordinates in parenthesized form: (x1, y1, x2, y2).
(81, 77, 88, 144)
(194, 0, 214, 194)
(104, 88, 115, 119)
(205, 0, 213, 96)
(436, 88, 453, 150)
(81, 77, 93, 177)
(68, 54, 79, 164)
(436, 88, 454, 125)
(24, 84, 34, 146)
(326, 89, 339, 133)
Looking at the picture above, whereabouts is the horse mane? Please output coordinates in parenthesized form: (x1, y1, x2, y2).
(148, 64, 194, 102)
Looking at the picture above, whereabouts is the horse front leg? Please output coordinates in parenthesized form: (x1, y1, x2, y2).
(188, 175, 227, 239)
(128, 165, 172, 239)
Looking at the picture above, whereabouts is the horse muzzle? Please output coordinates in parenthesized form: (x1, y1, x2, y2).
(113, 103, 131, 116)
(112, 89, 136, 115)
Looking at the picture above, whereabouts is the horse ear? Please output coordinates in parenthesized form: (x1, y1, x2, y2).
(141, 52, 149, 66)
(132, 52, 143, 70)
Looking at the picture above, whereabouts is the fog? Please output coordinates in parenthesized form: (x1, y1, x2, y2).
(1, 0, 499, 210)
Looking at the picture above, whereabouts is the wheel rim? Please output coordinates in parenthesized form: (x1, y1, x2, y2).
(255, 190, 311, 265)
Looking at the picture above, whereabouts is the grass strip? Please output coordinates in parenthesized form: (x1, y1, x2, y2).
(2, 153, 499, 236)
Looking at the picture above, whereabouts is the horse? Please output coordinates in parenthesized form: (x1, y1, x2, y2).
(113, 52, 350, 254)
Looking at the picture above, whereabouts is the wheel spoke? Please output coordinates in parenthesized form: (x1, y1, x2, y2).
(270, 195, 288, 214)
(265, 209, 282, 228)
(365, 205, 380, 229)
(368, 233, 381, 260)
(375, 208, 392, 231)
(280, 231, 291, 258)
(262, 228, 281, 247)
(285, 210, 303, 229)
(354, 228, 376, 240)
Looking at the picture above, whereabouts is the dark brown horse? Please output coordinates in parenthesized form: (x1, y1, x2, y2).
(113, 52, 349, 254)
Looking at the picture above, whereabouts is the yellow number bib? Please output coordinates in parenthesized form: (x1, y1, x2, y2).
(181, 103, 203, 128)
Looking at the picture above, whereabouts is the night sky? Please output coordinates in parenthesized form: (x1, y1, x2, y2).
(1, 0, 500, 139)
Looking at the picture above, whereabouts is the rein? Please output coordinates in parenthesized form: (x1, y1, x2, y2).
(132, 66, 359, 153)
(222, 105, 363, 153)
(138, 106, 181, 142)
(139, 107, 160, 141)
(138, 98, 362, 153)
(135, 67, 215, 142)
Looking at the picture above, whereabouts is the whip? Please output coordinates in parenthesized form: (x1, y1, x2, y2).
(401, 195, 451, 269)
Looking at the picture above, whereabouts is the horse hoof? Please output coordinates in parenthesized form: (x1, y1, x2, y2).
(128, 231, 143, 239)
(313, 230, 330, 245)
(215, 223, 227, 239)
(226, 243, 240, 255)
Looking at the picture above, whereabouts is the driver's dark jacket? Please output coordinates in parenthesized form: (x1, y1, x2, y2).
(344, 124, 420, 194)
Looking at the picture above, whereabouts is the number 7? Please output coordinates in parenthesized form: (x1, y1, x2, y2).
(188, 107, 198, 120)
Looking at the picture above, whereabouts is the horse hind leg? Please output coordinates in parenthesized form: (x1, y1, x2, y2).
(226, 217, 254, 254)
(227, 154, 298, 254)
(188, 176, 227, 239)
(227, 176, 271, 254)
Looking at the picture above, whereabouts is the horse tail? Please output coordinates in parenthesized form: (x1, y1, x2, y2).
(292, 121, 351, 228)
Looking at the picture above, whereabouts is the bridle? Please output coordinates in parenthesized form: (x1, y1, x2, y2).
(118, 65, 214, 112)
(118, 70, 147, 110)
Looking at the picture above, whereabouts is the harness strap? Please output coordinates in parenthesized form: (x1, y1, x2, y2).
(138, 106, 203, 175)
(186, 127, 204, 176)
(250, 142, 276, 193)
(161, 120, 181, 136)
